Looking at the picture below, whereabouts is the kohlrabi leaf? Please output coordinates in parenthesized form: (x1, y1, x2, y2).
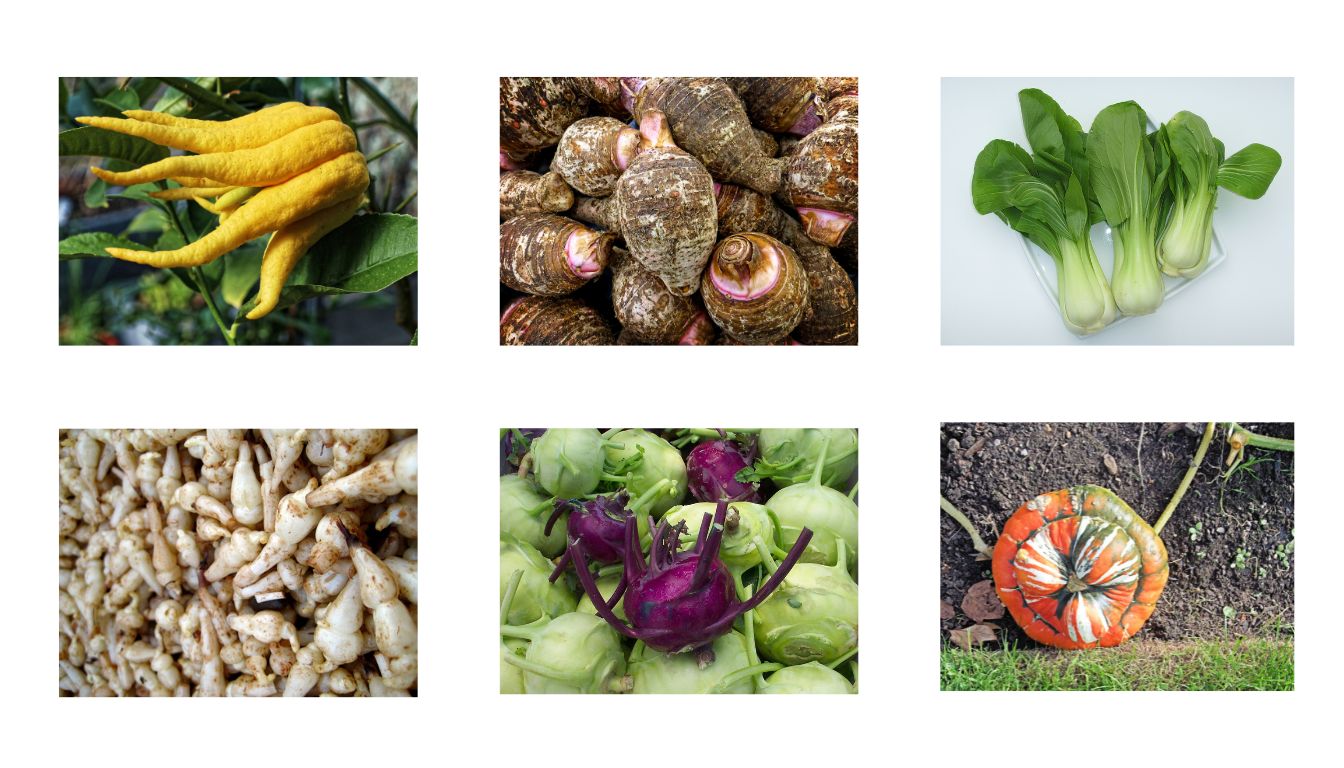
(1217, 143, 1282, 199)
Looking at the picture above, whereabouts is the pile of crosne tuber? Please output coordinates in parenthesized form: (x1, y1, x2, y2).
(500, 77, 858, 346)
(58, 429, 417, 697)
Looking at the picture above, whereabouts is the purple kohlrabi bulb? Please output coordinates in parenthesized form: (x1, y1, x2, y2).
(686, 439, 760, 503)
(572, 500, 813, 653)
(544, 492, 631, 583)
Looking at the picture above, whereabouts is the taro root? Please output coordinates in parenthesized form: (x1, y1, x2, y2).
(500, 296, 613, 345)
(715, 183, 856, 345)
(753, 129, 779, 158)
(499, 171, 574, 219)
(783, 79, 858, 246)
(700, 233, 809, 344)
(575, 77, 629, 119)
(552, 117, 642, 197)
(714, 334, 797, 346)
(726, 77, 821, 135)
(634, 77, 785, 195)
(500, 77, 591, 161)
(570, 194, 621, 232)
(616, 329, 647, 345)
(613, 111, 717, 296)
(610, 248, 713, 345)
(500, 214, 613, 296)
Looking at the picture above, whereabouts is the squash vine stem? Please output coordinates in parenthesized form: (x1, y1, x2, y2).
(1154, 421, 1215, 535)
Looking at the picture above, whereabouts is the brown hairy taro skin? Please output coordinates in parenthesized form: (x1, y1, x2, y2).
(500, 214, 613, 296)
(635, 77, 785, 195)
(500, 296, 613, 346)
(499, 171, 574, 219)
(615, 114, 718, 297)
(783, 84, 858, 246)
(726, 77, 817, 134)
(701, 233, 809, 344)
(575, 77, 630, 119)
(500, 77, 591, 159)
(753, 129, 779, 158)
(715, 184, 856, 345)
(553, 117, 641, 197)
(570, 195, 622, 233)
(610, 248, 701, 345)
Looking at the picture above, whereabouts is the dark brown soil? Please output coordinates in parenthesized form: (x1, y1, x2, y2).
(940, 423, 1294, 646)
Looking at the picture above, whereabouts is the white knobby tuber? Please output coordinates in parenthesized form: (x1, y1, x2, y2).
(59, 429, 417, 697)
(314, 572, 364, 667)
(306, 435, 417, 507)
(232, 479, 321, 587)
(227, 610, 300, 653)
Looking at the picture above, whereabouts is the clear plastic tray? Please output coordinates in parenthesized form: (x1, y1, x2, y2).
(1020, 223, 1227, 338)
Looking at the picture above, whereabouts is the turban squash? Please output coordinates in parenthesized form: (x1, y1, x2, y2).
(991, 485, 1168, 650)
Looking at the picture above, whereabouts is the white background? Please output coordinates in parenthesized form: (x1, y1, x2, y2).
(6, 0, 1339, 765)
(942, 77, 1295, 345)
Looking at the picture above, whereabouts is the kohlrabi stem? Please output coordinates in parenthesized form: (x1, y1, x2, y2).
(690, 503, 728, 590)
(1154, 421, 1215, 536)
(807, 436, 831, 487)
(628, 478, 673, 513)
(604, 576, 627, 611)
(671, 428, 736, 449)
(500, 570, 523, 624)
(827, 647, 859, 670)
(709, 662, 784, 694)
(939, 495, 991, 557)
(752, 536, 782, 574)
(734, 528, 813, 615)
(741, 585, 770, 690)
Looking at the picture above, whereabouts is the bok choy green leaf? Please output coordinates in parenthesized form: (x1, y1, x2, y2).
(972, 138, 1116, 335)
(1158, 111, 1281, 278)
(1086, 101, 1171, 317)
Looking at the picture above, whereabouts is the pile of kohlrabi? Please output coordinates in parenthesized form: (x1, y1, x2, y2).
(972, 89, 1281, 335)
(500, 427, 858, 694)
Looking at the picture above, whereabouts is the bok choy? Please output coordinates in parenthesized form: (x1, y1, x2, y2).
(1158, 111, 1281, 278)
(1086, 101, 1171, 317)
(972, 90, 1116, 335)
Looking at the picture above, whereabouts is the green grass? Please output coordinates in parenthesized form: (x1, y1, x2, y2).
(941, 638, 1293, 691)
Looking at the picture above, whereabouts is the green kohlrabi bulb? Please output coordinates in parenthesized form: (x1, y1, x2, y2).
(661, 501, 776, 571)
(604, 429, 687, 516)
(576, 574, 628, 623)
(764, 434, 858, 568)
(508, 613, 628, 694)
(532, 428, 606, 498)
(500, 637, 528, 694)
(753, 539, 858, 665)
(759, 661, 854, 694)
(500, 474, 565, 557)
(628, 631, 755, 694)
(756, 429, 858, 489)
(500, 533, 577, 625)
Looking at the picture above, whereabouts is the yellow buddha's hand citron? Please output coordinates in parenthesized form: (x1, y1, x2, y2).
(75, 102, 337, 154)
(88, 120, 357, 188)
(248, 193, 368, 320)
(79, 102, 371, 319)
(106, 151, 369, 269)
